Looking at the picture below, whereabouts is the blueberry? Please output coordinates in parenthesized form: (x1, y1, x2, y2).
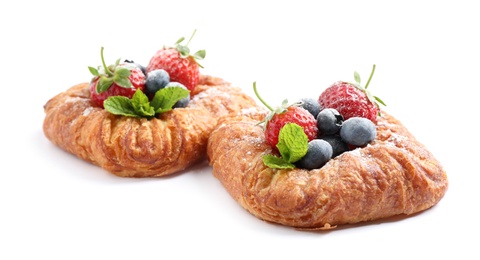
(124, 59, 147, 75)
(298, 98, 321, 118)
(317, 108, 343, 135)
(165, 82, 190, 108)
(296, 139, 333, 170)
(320, 135, 350, 158)
(145, 69, 170, 95)
(340, 117, 376, 146)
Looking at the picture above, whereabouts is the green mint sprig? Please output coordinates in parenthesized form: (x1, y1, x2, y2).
(262, 123, 308, 169)
(103, 86, 190, 118)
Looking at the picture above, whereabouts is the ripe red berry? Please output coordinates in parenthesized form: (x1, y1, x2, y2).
(146, 30, 205, 92)
(265, 106, 318, 149)
(253, 82, 318, 151)
(318, 65, 385, 124)
(88, 47, 146, 108)
(147, 48, 199, 91)
(90, 67, 146, 107)
(319, 81, 378, 123)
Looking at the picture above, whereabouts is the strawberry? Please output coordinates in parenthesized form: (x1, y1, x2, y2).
(318, 64, 385, 124)
(254, 83, 318, 150)
(146, 30, 205, 92)
(88, 47, 146, 108)
(265, 106, 318, 149)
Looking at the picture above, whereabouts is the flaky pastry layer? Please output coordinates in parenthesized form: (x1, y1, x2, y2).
(207, 108, 448, 229)
(43, 75, 257, 177)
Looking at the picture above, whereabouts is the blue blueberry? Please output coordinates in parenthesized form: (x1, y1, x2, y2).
(296, 139, 333, 170)
(298, 98, 321, 118)
(340, 117, 376, 146)
(165, 82, 190, 108)
(145, 69, 170, 95)
(320, 135, 350, 158)
(317, 108, 343, 135)
(124, 59, 146, 75)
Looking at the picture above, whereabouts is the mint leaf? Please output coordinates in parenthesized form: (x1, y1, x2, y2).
(131, 90, 155, 117)
(276, 123, 308, 163)
(261, 123, 309, 169)
(151, 87, 190, 114)
(104, 96, 139, 117)
(103, 88, 189, 118)
(262, 154, 296, 169)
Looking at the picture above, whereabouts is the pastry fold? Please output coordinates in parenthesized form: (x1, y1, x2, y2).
(207, 108, 448, 229)
(43, 75, 257, 177)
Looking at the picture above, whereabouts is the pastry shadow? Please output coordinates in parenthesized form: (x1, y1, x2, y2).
(293, 211, 426, 233)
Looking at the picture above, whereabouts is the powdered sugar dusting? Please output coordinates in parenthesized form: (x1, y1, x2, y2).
(241, 106, 263, 116)
(83, 107, 92, 116)
(191, 86, 234, 103)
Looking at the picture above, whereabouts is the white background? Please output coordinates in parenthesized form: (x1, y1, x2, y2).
(1, 0, 478, 259)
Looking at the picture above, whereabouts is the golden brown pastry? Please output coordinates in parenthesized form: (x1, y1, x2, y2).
(207, 107, 448, 229)
(43, 75, 257, 177)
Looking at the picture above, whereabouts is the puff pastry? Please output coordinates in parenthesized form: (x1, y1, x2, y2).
(43, 75, 257, 177)
(207, 107, 448, 229)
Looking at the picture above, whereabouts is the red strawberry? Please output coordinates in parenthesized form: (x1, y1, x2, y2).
(88, 47, 146, 108)
(146, 30, 205, 91)
(254, 83, 318, 150)
(265, 106, 318, 149)
(318, 64, 385, 124)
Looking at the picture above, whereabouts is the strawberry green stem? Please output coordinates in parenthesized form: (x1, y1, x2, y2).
(185, 29, 197, 47)
(253, 82, 274, 111)
(100, 47, 114, 76)
(364, 64, 376, 89)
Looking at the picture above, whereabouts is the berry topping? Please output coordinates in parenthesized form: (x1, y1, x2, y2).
(253, 83, 318, 150)
(318, 65, 386, 124)
(145, 69, 170, 95)
(340, 117, 377, 147)
(295, 139, 333, 170)
(316, 108, 344, 136)
(298, 97, 322, 118)
(319, 135, 350, 158)
(88, 47, 146, 108)
(262, 123, 309, 169)
(256, 66, 382, 170)
(146, 29, 206, 92)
